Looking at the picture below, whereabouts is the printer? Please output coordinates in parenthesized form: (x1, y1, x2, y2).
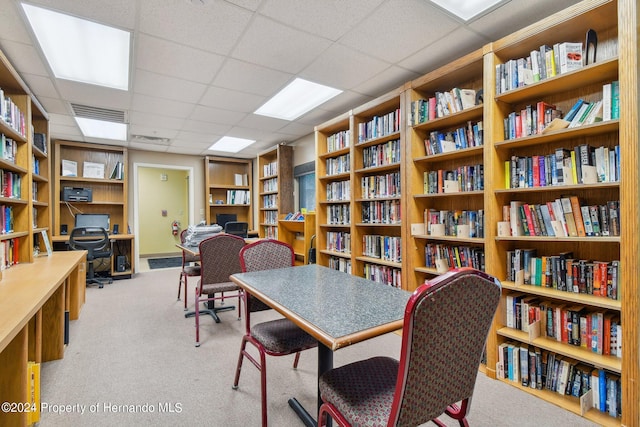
(62, 187, 93, 202)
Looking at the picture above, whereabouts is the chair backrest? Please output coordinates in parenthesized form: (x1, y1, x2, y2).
(388, 268, 501, 426)
(239, 239, 295, 314)
(224, 221, 249, 238)
(68, 227, 111, 260)
(216, 213, 237, 229)
(198, 234, 246, 290)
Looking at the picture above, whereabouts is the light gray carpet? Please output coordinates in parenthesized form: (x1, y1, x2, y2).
(40, 268, 599, 427)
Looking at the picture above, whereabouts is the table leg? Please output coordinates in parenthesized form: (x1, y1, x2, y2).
(288, 343, 333, 427)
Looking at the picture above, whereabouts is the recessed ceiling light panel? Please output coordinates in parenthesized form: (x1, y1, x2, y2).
(75, 117, 128, 141)
(430, 0, 505, 21)
(208, 136, 255, 153)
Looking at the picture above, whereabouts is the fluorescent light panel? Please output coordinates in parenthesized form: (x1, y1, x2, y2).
(209, 136, 256, 153)
(22, 3, 130, 90)
(429, 0, 504, 21)
(75, 117, 127, 141)
(255, 78, 342, 121)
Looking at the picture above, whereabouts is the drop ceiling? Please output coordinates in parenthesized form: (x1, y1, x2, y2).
(0, 0, 581, 158)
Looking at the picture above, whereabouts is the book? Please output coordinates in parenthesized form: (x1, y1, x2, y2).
(602, 82, 612, 121)
(558, 42, 583, 73)
(563, 99, 585, 122)
(61, 159, 77, 177)
(611, 80, 620, 119)
(560, 197, 579, 237)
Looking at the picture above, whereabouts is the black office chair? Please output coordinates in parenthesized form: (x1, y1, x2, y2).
(69, 227, 113, 288)
(224, 221, 249, 238)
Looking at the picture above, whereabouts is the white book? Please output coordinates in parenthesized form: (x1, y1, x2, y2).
(558, 42, 584, 73)
(602, 83, 612, 121)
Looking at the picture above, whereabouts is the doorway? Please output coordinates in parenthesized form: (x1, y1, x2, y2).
(133, 163, 195, 271)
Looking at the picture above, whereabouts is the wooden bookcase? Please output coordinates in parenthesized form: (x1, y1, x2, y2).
(30, 96, 51, 257)
(257, 144, 293, 238)
(483, 1, 634, 425)
(278, 212, 315, 265)
(204, 156, 253, 230)
(0, 48, 50, 266)
(52, 140, 134, 277)
(404, 48, 485, 292)
(315, 112, 353, 273)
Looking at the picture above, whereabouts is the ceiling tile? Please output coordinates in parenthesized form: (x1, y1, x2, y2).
(180, 119, 232, 136)
(0, 39, 50, 77)
(353, 66, 419, 96)
(129, 111, 185, 130)
(212, 58, 293, 97)
(133, 69, 207, 103)
(26, 0, 137, 29)
(189, 105, 247, 126)
(131, 94, 195, 119)
(56, 80, 132, 110)
(199, 86, 265, 113)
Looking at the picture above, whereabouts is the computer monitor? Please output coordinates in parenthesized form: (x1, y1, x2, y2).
(215, 213, 237, 229)
(74, 213, 110, 231)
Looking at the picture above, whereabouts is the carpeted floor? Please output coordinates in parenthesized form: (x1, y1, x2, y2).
(39, 269, 600, 427)
(147, 256, 182, 269)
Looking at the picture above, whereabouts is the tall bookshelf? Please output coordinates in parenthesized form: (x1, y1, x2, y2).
(404, 48, 485, 292)
(257, 144, 293, 239)
(0, 48, 50, 266)
(483, 1, 634, 425)
(351, 89, 404, 288)
(278, 212, 315, 265)
(204, 156, 253, 230)
(53, 140, 133, 277)
(30, 96, 51, 257)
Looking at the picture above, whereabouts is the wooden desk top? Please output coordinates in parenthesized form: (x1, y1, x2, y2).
(52, 233, 134, 243)
(0, 251, 86, 353)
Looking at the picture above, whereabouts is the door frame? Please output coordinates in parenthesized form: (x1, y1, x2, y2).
(133, 162, 195, 272)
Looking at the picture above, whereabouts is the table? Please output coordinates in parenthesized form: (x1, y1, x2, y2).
(230, 264, 411, 427)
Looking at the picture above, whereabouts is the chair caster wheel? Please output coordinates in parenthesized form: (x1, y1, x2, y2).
(232, 385, 238, 390)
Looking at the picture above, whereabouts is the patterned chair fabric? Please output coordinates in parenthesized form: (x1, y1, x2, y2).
(177, 229, 201, 309)
(318, 268, 501, 427)
(192, 234, 246, 346)
(233, 239, 318, 427)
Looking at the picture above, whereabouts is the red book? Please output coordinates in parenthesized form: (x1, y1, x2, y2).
(522, 204, 537, 236)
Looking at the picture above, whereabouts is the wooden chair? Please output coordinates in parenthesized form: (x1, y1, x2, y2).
(177, 229, 201, 310)
(192, 234, 246, 347)
(318, 268, 501, 427)
(232, 239, 318, 427)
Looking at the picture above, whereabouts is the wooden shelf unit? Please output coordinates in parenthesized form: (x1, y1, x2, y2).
(53, 140, 134, 277)
(204, 156, 253, 230)
(278, 212, 315, 265)
(0, 48, 50, 265)
(257, 145, 293, 238)
(404, 48, 485, 292)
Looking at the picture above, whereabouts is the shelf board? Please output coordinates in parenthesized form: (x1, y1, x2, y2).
(319, 199, 351, 205)
(59, 201, 124, 206)
(413, 145, 483, 164)
(495, 235, 620, 243)
(32, 200, 48, 207)
(319, 145, 350, 160)
(0, 197, 27, 205)
(208, 203, 250, 207)
(494, 182, 619, 194)
(0, 158, 28, 174)
(355, 196, 401, 202)
(355, 222, 402, 227)
(497, 327, 621, 373)
(319, 223, 351, 229)
(501, 281, 621, 311)
(319, 249, 351, 259)
(354, 162, 400, 175)
(0, 230, 29, 240)
(207, 184, 250, 190)
(60, 176, 124, 185)
(32, 173, 48, 183)
(411, 104, 483, 132)
(355, 256, 401, 268)
(319, 171, 351, 181)
(494, 120, 619, 150)
(413, 190, 484, 199)
(412, 234, 485, 245)
(259, 174, 278, 181)
(0, 120, 27, 143)
(355, 130, 401, 148)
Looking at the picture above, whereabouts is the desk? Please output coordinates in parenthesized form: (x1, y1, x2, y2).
(0, 251, 86, 426)
(176, 236, 261, 257)
(230, 264, 411, 426)
(53, 233, 135, 278)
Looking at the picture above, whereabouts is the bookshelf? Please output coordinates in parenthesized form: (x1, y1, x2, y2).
(0, 48, 50, 266)
(278, 212, 315, 265)
(315, 112, 353, 273)
(351, 89, 404, 287)
(52, 140, 133, 277)
(257, 145, 293, 239)
(483, 1, 633, 424)
(404, 48, 485, 293)
(30, 96, 51, 258)
(204, 156, 253, 230)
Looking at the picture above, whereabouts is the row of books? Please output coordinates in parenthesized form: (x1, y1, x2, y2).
(360, 200, 401, 225)
(505, 145, 620, 189)
(506, 199, 620, 238)
(361, 172, 400, 199)
(409, 88, 478, 126)
(326, 129, 350, 153)
(326, 180, 350, 202)
(226, 189, 250, 205)
(363, 262, 401, 288)
(362, 234, 401, 263)
(283, 211, 305, 220)
(423, 120, 483, 156)
(505, 293, 621, 355)
(262, 177, 277, 193)
(503, 101, 562, 140)
(361, 138, 401, 169)
(261, 193, 277, 208)
(424, 243, 485, 272)
(357, 108, 401, 143)
(328, 255, 351, 274)
(1, 169, 21, 199)
(32, 155, 41, 176)
(0, 88, 27, 137)
(263, 210, 277, 225)
(0, 205, 14, 234)
(495, 41, 585, 95)
(109, 161, 124, 180)
(262, 225, 277, 239)
(497, 345, 621, 417)
(32, 182, 38, 202)
(326, 231, 351, 253)
(325, 153, 349, 176)
(262, 160, 277, 178)
(0, 237, 19, 269)
(0, 133, 17, 164)
(423, 164, 484, 194)
(506, 249, 620, 299)
(327, 205, 350, 225)
(424, 209, 485, 239)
